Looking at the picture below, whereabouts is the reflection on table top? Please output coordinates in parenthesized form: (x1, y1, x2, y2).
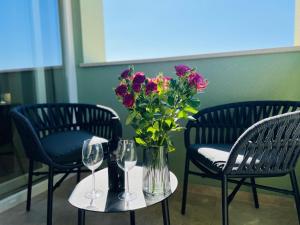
(68, 166, 178, 213)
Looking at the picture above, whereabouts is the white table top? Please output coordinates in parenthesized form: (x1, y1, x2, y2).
(68, 166, 178, 212)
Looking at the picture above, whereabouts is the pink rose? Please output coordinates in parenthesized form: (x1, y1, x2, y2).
(152, 76, 172, 91)
(188, 72, 208, 92)
(175, 64, 191, 77)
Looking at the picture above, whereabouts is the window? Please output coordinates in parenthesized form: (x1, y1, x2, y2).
(100, 0, 296, 62)
(0, 0, 61, 200)
(0, 0, 62, 71)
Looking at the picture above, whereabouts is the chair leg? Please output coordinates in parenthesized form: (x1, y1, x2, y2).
(250, 178, 259, 209)
(76, 166, 81, 183)
(26, 159, 34, 211)
(130, 211, 135, 225)
(47, 166, 54, 225)
(181, 152, 190, 215)
(222, 175, 229, 225)
(290, 170, 300, 224)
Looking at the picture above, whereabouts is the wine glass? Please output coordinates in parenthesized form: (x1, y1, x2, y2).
(82, 137, 104, 199)
(116, 139, 137, 201)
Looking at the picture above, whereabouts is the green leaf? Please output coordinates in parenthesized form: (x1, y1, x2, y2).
(136, 128, 143, 135)
(162, 119, 173, 131)
(187, 115, 197, 121)
(153, 113, 163, 119)
(146, 107, 151, 112)
(157, 83, 163, 93)
(165, 108, 174, 115)
(138, 103, 148, 108)
(151, 133, 159, 141)
(167, 96, 175, 106)
(171, 126, 185, 132)
(161, 101, 171, 107)
(135, 137, 146, 146)
(168, 145, 176, 152)
(184, 105, 198, 114)
(147, 127, 157, 133)
(125, 112, 136, 125)
(153, 121, 160, 129)
(178, 110, 188, 119)
(188, 98, 201, 108)
(165, 119, 172, 127)
(166, 139, 176, 152)
(170, 79, 177, 88)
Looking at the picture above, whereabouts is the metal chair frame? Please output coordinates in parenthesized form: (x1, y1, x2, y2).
(11, 103, 122, 225)
(181, 101, 300, 225)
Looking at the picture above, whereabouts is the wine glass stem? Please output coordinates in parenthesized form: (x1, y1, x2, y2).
(126, 170, 129, 195)
(92, 169, 95, 194)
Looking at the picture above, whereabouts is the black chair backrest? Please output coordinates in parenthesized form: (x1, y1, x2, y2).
(11, 103, 122, 165)
(224, 110, 300, 176)
(185, 101, 300, 148)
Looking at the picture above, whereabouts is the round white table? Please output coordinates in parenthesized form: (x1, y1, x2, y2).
(69, 166, 178, 225)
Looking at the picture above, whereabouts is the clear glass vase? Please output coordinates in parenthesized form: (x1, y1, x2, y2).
(142, 146, 171, 197)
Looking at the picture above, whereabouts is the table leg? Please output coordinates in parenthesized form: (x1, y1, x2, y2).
(161, 199, 170, 225)
(78, 209, 85, 225)
(130, 211, 136, 225)
(165, 199, 170, 224)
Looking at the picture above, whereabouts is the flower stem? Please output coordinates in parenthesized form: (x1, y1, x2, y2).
(125, 170, 129, 195)
(92, 169, 95, 195)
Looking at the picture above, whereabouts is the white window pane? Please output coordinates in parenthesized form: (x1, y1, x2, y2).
(0, 0, 62, 71)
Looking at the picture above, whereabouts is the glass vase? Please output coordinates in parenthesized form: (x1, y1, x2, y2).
(142, 146, 171, 197)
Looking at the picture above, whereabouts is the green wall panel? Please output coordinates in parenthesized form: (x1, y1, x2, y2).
(74, 52, 300, 192)
(71, 0, 300, 193)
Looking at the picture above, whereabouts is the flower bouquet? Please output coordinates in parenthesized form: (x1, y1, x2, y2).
(115, 64, 208, 196)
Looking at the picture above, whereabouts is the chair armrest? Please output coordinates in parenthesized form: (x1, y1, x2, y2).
(223, 111, 300, 176)
(11, 109, 52, 165)
(184, 101, 300, 150)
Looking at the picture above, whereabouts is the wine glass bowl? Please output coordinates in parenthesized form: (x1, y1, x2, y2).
(82, 137, 105, 199)
(116, 139, 137, 201)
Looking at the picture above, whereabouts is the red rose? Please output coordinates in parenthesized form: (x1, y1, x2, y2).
(133, 72, 146, 84)
(132, 82, 142, 93)
(123, 93, 135, 108)
(145, 80, 158, 95)
(115, 84, 128, 97)
(121, 69, 130, 79)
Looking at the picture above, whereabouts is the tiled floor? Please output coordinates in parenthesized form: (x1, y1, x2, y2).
(0, 176, 298, 225)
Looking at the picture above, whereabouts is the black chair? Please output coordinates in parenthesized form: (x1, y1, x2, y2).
(11, 103, 122, 225)
(181, 101, 300, 225)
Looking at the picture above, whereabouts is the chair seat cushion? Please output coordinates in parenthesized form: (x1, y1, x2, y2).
(189, 144, 260, 174)
(189, 144, 232, 173)
(41, 131, 108, 164)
